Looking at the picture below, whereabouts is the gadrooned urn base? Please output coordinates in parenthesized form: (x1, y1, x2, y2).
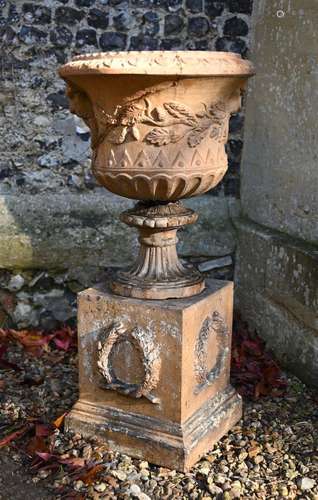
(111, 202, 205, 300)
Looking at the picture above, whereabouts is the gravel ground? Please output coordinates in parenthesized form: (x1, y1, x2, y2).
(0, 330, 317, 500)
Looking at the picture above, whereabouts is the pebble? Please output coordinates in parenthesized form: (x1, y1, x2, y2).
(34, 115, 51, 127)
(279, 485, 289, 497)
(94, 483, 107, 492)
(13, 302, 37, 326)
(112, 470, 127, 481)
(139, 461, 149, 469)
(129, 484, 141, 496)
(215, 473, 227, 485)
(138, 494, 151, 500)
(37, 153, 60, 168)
(74, 480, 84, 491)
(8, 274, 25, 292)
(208, 484, 223, 495)
(298, 477, 316, 491)
(38, 469, 50, 479)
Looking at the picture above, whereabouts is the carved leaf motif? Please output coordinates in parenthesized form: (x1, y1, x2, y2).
(131, 125, 140, 141)
(145, 128, 181, 146)
(107, 125, 128, 144)
(152, 107, 166, 121)
(209, 104, 228, 124)
(94, 104, 116, 126)
(163, 102, 198, 126)
(86, 97, 230, 149)
(210, 127, 221, 140)
(187, 123, 211, 147)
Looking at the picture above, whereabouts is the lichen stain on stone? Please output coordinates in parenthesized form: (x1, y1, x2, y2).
(149, 319, 180, 341)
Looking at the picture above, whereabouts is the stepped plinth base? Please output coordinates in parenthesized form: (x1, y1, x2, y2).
(66, 279, 242, 471)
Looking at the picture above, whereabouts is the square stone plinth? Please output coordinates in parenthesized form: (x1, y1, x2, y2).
(66, 279, 242, 471)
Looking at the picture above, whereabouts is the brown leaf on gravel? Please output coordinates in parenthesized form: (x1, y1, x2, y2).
(103, 474, 119, 488)
(265, 442, 277, 454)
(5, 329, 53, 357)
(53, 412, 67, 429)
(248, 445, 262, 458)
(78, 464, 104, 485)
(59, 457, 86, 468)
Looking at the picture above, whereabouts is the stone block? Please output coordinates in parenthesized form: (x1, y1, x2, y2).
(65, 279, 241, 471)
(235, 218, 318, 387)
(0, 191, 239, 270)
(241, 0, 318, 244)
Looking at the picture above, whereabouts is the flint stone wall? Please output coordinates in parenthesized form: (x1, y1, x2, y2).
(0, 0, 252, 329)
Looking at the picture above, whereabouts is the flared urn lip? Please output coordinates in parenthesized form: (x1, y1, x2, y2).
(59, 50, 255, 78)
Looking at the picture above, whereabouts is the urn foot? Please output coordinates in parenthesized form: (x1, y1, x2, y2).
(111, 202, 205, 300)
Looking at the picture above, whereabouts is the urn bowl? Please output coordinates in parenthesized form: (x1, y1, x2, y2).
(59, 51, 254, 201)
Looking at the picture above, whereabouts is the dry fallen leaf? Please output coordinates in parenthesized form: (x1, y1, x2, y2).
(248, 445, 262, 458)
(78, 464, 104, 485)
(53, 412, 67, 429)
(0, 424, 30, 447)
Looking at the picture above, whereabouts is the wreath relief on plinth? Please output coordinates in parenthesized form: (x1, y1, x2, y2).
(97, 321, 161, 404)
(194, 311, 229, 394)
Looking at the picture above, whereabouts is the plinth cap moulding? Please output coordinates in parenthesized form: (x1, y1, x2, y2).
(59, 50, 255, 77)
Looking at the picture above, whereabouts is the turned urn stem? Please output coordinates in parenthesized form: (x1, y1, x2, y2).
(111, 202, 204, 300)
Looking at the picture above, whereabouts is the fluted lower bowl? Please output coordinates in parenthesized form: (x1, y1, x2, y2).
(59, 51, 254, 201)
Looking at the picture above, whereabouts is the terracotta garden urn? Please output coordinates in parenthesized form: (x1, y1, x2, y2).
(59, 51, 254, 299)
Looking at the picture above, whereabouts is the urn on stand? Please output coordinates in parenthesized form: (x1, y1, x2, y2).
(59, 51, 254, 471)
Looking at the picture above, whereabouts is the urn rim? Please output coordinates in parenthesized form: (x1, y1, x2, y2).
(59, 50, 255, 78)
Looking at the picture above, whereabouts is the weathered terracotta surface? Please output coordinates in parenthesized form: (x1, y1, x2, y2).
(65, 279, 242, 471)
(59, 51, 254, 299)
(59, 51, 253, 202)
(112, 201, 205, 299)
(59, 52, 252, 470)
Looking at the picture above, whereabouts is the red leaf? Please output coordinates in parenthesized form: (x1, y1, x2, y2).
(0, 425, 29, 447)
(53, 336, 71, 351)
(36, 423, 52, 437)
(231, 313, 287, 399)
(26, 436, 49, 455)
(6, 330, 54, 357)
(35, 451, 54, 461)
(59, 457, 86, 468)
(52, 326, 77, 352)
